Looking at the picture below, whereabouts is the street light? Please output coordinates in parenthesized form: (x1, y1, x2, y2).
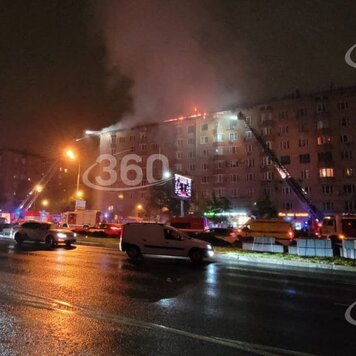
(163, 171, 171, 179)
(136, 204, 143, 218)
(65, 149, 81, 195)
(35, 184, 43, 193)
(41, 199, 49, 207)
(75, 190, 84, 199)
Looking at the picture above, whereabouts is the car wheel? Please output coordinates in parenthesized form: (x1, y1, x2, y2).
(189, 248, 204, 264)
(65, 241, 71, 247)
(14, 233, 24, 246)
(126, 245, 141, 259)
(45, 235, 56, 249)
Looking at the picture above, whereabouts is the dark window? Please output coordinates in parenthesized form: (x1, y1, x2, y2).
(164, 229, 182, 241)
(299, 154, 310, 164)
(322, 185, 333, 194)
(343, 185, 356, 193)
(280, 156, 291, 165)
(318, 152, 332, 162)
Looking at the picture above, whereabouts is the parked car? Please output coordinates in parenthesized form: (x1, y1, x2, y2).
(14, 221, 76, 248)
(89, 223, 122, 237)
(120, 223, 214, 263)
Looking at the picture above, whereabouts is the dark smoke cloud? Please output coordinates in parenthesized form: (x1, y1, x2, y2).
(98, 0, 356, 129)
(98, 0, 257, 127)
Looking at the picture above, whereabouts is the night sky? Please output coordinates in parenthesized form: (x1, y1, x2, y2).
(1, 0, 356, 155)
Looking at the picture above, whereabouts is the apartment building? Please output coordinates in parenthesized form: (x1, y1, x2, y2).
(96, 86, 356, 218)
(0, 148, 76, 213)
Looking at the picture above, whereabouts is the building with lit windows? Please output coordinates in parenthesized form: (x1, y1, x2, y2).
(0, 148, 77, 213)
(96, 85, 356, 219)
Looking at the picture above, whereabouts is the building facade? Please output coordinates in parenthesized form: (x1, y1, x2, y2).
(95, 86, 356, 219)
(0, 148, 78, 213)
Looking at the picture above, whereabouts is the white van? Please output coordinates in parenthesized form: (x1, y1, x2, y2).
(120, 223, 214, 263)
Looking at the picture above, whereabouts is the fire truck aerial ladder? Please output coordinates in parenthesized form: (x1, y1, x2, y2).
(237, 111, 323, 221)
(17, 160, 59, 212)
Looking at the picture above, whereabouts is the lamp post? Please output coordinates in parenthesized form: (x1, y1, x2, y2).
(136, 204, 143, 218)
(65, 149, 81, 195)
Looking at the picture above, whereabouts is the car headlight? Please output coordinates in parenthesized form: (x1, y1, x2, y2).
(57, 233, 67, 238)
(73, 233, 77, 238)
(207, 244, 213, 250)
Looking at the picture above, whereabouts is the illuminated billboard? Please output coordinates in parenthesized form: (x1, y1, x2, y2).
(174, 174, 192, 199)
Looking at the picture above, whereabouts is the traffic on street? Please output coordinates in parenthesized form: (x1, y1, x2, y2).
(0, 239, 355, 355)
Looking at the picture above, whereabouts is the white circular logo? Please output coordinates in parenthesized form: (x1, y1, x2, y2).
(82, 151, 171, 191)
(345, 301, 356, 326)
(345, 43, 356, 69)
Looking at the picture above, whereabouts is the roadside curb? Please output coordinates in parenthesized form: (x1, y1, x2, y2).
(2, 237, 355, 273)
(215, 253, 356, 272)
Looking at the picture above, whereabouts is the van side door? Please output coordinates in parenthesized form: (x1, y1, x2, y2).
(162, 227, 187, 256)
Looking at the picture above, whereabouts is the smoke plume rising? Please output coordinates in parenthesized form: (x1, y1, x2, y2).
(98, 0, 254, 128)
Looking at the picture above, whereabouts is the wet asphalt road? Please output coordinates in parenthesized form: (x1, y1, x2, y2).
(0, 240, 355, 356)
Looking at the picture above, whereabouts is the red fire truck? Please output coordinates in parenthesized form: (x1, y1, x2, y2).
(61, 210, 101, 231)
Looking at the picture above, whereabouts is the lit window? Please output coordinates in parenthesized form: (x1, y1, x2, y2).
(214, 133, 224, 142)
(317, 136, 331, 145)
(344, 168, 353, 177)
(319, 168, 334, 178)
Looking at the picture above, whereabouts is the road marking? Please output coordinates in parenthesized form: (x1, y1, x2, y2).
(1, 287, 314, 356)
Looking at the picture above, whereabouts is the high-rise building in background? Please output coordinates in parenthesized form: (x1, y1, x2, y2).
(95, 86, 356, 219)
(0, 148, 77, 213)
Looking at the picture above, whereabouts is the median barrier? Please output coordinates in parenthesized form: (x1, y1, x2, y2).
(296, 238, 333, 257)
(340, 239, 356, 259)
(242, 236, 284, 253)
(288, 246, 298, 255)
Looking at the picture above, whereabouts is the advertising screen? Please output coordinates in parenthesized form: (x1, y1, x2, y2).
(174, 174, 192, 199)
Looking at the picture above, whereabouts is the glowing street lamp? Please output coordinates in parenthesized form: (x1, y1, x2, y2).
(65, 149, 81, 195)
(41, 199, 49, 207)
(35, 184, 43, 193)
(65, 149, 76, 161)
(163, 171, 171, 179)
(75, 190, 84, 199)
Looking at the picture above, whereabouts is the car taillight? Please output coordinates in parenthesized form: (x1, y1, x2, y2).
(288, 230, 294, 239)
(229, 232, 236, 238)
(110, 226, 120, 231)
